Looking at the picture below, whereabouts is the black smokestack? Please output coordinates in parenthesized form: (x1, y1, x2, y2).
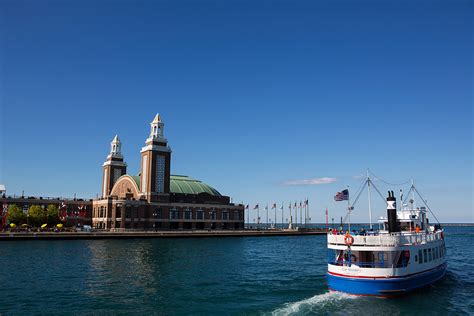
(387, 191, 400, 233)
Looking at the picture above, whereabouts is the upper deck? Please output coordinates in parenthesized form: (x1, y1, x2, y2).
(327, 230, 444, 248)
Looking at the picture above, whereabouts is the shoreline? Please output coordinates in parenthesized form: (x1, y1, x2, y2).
(0, 229, 326, 240)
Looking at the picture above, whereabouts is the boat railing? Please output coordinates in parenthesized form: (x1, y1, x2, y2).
(328, 259, 408, 269)
(327, 230, 443, 247)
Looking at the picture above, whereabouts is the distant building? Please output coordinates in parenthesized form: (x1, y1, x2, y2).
(91, 114, 244, 230)
(0, 184, 5, 196)
(0, 195, 92, 227)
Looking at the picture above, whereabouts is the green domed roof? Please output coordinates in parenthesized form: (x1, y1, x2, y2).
(170, 175, 222, 196)
(130, 174, 221, 196)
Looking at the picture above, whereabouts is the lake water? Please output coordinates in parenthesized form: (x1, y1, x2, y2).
(0, 227, 472, 315)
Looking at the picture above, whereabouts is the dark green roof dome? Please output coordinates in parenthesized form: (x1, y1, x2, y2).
(130, 174, 221, 197)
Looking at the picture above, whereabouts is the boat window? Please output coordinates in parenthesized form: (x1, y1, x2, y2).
(415, 255, 418, 262)
(418, 250, 422, 264)
(435, 247, 438, 259)
(428, 248, 432, 261)
(400, 221, 416, 231)
(423, 249, 427, 263)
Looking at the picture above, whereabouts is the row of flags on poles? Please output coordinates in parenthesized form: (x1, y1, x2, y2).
(245, 187, 349, 212)
(242, 188, 350, 224)
(245, 199, 309, 211)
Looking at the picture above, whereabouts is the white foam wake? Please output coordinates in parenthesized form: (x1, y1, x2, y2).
(272, 291, 357, 316)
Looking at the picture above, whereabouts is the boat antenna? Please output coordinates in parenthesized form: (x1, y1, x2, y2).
(411, 179, 416, 209)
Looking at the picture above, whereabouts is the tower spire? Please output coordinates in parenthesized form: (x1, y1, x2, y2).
(110, 135, 122, 157)
(148, 113, 165, 140)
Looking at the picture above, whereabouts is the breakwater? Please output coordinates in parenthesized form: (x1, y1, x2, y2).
(0, 229, 326, 240)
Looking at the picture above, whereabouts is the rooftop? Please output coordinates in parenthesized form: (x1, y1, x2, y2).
(130, 175, 222, 197)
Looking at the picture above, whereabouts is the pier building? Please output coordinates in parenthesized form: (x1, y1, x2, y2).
(91, 114, 244, 230)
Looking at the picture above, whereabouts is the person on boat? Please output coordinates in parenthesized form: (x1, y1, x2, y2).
(415, 224, 421, 233)
(359, 227, 366, 236)
(343, 252, 349, 266)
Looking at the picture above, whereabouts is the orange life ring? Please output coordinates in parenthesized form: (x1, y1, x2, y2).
(344, 235, 354, 246)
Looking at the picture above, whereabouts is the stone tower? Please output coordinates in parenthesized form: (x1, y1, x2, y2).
(102, 135, 127, 197)
(140, 114, 172, 202)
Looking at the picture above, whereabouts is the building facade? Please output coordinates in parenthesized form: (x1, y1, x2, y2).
(92, 114, 244, 230)
(0, 195, 92, 228)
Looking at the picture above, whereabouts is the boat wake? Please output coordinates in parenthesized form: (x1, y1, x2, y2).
(271, 291, 358, 315)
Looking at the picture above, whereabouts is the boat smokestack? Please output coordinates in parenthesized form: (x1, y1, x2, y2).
(387, 191, 400, 233)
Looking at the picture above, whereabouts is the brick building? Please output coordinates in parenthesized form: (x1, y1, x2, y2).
(92, 114, 244, 230)
(0, 195, 92, 227)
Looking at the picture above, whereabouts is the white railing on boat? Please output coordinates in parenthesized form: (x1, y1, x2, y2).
(327, 230, 443, 247)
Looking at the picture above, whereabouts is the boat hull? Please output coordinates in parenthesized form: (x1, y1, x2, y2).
(327, 263, 447, 296)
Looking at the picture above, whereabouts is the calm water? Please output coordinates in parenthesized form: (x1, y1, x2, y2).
(0, 227, 473, 315)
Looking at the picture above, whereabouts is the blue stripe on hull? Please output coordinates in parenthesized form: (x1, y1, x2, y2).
(327, 263, 447, 296)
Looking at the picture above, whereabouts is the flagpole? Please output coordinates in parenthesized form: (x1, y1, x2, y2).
(325, 207, 329, 232)
(300, 202, 302, 227)
(304, 200, 306, 228)
(367, 169, 373, 230)
(347, 185, 351, 232)
(247, 205, 249, 229)
(304, 200, 307, 228)
(289, 201, 292, 229)
(306, 199, 309, 228)
(266, 204, 269, 230)
(257, 205, 260, 230)
(295, 202, 297, 227)
(274, 204, 277, 229)
(281, 202, 284, 229)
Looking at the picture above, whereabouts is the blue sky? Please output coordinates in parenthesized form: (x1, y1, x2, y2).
(1, 0, 472, 223)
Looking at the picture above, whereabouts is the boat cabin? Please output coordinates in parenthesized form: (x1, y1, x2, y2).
(377, 206, 431, 233)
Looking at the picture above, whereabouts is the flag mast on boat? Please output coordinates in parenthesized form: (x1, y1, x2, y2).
(367, 169, 373, 230)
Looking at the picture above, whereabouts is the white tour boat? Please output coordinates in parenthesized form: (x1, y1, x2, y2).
(327, 176, 447, 296)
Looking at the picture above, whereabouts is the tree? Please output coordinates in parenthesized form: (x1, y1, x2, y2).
(28, 205, 46, 227)
(46, 204, 60, 226)
(7, 204, 26, 225)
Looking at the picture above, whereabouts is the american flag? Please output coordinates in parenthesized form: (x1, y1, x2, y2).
(334, 189, 349, 201)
